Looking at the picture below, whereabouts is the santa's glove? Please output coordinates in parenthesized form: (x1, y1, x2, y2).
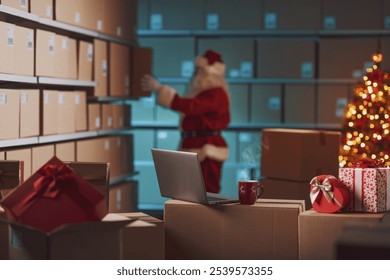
(141, 74, 162, 92)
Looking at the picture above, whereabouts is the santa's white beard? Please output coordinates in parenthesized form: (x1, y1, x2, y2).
(184, 70, 229, 99)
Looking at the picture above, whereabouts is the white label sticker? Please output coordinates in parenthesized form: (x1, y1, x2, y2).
(27, 30, 34, 49)
(62, 38, 68, 50)
(44, 92, 50, 104)
(87, 44, 93, 61)
(46, 5, 53, 17)
(158, 131, 168, 139)
(117, 26, 122, 37)
(97, 20, 103, 31)
(150, 14, 163, 30)
(75, 12, 81, 23)
(181, 60, 194, 77)
(21, 92, 29, 104)
(75, 93, 80, 105)
(268, 97, 281, 111)
(229, 69, 240, 78)
(117, 137, 122, 147)
(102, 60, 107, 77)
(95, 117, 101, 128)
(20, 0, 27, 7)
(240, 62, 253, 78)
(239, 133, 252, 143)
(58, 93, 65, 104)
(301, 62, 314, 78)
(336, 97, 348, 117)
(264, 13, 277, 30)
(104, 139, 110, 150)
(324, 16, 336, 30)
(48, 35, 55, 53)
(7, 26, 14, 46)
(207, 14, 219, 30)
(107, 117, 113, 127)
(0, 93, 7, 105)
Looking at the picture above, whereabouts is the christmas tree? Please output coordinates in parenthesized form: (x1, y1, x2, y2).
(339, 53, 390, 167)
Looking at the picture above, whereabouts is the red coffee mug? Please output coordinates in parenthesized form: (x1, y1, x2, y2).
(238, 180, 264, 205)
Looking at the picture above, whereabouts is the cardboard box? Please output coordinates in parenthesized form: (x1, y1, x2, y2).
(87, 103, 101, 131)
(5, 148, 32, 180)
(148, 0, 202, 30)
(82, 0, 104, 31)
(6, 213, 130, 259)
(317, 85, 350, 128)
(204, 0, 261, 30)
(54, 0, 84, 27)
(109, 181, 138, 213)
(0, 22, 16, 74)
(14, 25, 34, 76)
(109, 42, 130, 97)
(260, 178, 311, 210)
(261, 128, 341, 182)
(20, 89, 40, 138)
(138, 37, 195, 77)
(251, 85, 282, 123)
(112, 104, 130, 129)
(101, 104, 113, 130)
(0, 160, 23, 190)
(93, 39, 108, 97)
(57, 91, 76, 134)
(336, 223, 390, 259)
(40, 90, 58, 135)
(55, 35, 77, 79)
(198, 38, 255, 78)
(130, 46, 152, 97)
(31, 144, 54, 173)
(76, 138, 103, 163)
(0, 206, 8, 260)
(284, 85, 315, 125)
(74, 91, 87, 131)
(65, 161, 110, 206)
(29, 0, 53, 19)
(1, 0, 29, 12)
(299, 209, 386, 259)
(256, 39, 315, 79)
(119, 212, 164, 260)
(229, 85, 249, 123)
(78, 40, 93, 81)
(261, 0, 321, 30)
(319, 38, 378, 79)
(35, 29, 56, 77)
(103, 0, 137, 41)
(164, 199, 305, 260)
(121, 135, 134, 175)
(0, 89, 20, 140)
(322, 0, 381, 30)
(55, 142, 75, 162)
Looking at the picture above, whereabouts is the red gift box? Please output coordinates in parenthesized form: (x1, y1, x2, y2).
(339, 166, 390, 213)
(0, 156, 107, 232)
(310, 175, 350, 213)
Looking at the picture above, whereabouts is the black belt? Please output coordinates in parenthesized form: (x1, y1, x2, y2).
(181, 130, 221, 139)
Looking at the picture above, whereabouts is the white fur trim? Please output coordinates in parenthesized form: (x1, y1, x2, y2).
(195, 56, 225, 76)
(183, 144, 229, 162)
(157, 85, 176, 108)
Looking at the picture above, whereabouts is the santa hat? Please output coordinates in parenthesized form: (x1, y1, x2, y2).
(195, 49, 225, 76)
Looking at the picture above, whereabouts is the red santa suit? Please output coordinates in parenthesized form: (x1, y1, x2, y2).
(155, 50, 230, 193)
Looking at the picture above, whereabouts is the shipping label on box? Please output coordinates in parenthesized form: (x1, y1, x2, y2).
(264, 12, 277, 29)
(206, 13, 219, 30)
(339, 167, 390, 213)
(150, 14, 163, 30)
(0, 90, 19, 140)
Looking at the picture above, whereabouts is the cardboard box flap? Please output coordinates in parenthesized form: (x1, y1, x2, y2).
(0, 160, 23, 190)
(128, 220, 156, 228)
(1, 213, 133, 235)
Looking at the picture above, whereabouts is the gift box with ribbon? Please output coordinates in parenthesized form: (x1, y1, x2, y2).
(0, 156, 107, 232)
(338, 159, 390, 213)
(310, 175, 350, 213)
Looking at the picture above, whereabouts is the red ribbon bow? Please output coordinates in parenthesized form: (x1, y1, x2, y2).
(351, 158, 385, 168)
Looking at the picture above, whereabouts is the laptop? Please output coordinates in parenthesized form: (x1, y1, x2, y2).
(151, 148, 238, 205)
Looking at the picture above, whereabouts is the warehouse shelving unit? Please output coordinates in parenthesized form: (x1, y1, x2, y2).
(0, 4, 138, 187)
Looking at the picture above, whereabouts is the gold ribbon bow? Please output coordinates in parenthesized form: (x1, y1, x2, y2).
(310, 177, 342, 207)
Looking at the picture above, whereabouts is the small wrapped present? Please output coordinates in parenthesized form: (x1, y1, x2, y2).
(0, 156, 107, 232)
(339, 159, 390, 213)
(310, 175, 350, 213)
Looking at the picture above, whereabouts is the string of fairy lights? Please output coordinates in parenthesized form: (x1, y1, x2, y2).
(339, 53, 390, 167)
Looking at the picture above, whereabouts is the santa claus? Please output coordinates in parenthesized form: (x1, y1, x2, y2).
(141, 49, 230, 193)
